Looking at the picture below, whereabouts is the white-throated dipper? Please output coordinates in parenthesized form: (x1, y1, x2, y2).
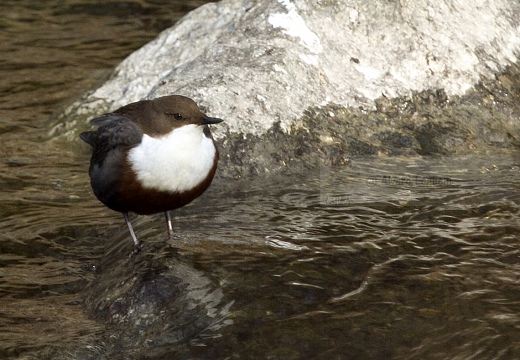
(80, 95, 223, 247)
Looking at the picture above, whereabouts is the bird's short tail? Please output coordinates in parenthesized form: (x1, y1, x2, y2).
(79, 131, 96, 147)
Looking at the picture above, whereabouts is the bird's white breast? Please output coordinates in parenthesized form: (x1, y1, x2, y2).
(127, 124, 216, 193)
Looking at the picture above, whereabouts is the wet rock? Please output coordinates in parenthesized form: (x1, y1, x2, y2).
(51, 0, 520, 176)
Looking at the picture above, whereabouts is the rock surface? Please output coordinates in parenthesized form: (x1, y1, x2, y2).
(55, 0, 519, 138)
(53, 0, 520, 177)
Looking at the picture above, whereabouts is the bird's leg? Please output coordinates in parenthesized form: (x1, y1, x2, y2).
(165, 211, 173, 239)
(123, 212, 140, 247)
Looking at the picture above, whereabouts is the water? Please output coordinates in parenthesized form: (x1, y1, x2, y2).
(1, 1, 520, 359)
(180, 156, 520, 359)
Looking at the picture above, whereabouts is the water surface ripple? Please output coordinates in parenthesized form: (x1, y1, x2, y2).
(162, 155, 520, 359)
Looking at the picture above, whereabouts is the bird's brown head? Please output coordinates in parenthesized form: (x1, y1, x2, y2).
(136, 95, 223, 136)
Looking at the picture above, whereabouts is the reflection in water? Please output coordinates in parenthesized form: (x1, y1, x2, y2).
(1, 0, 520, 359)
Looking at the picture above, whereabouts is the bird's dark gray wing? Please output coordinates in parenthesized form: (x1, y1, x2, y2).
(80, 113, 143, 168)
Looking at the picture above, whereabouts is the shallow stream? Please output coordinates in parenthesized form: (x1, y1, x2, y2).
(1, 1, 520, 359)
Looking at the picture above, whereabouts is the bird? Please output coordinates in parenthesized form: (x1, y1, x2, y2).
(80, 95, 223, 247)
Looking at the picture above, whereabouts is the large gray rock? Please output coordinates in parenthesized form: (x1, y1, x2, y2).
(56, 0, 520, 177)
(58, 0, 520, 129)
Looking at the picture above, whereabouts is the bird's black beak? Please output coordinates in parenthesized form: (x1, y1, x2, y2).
(203, 116, 224, 125)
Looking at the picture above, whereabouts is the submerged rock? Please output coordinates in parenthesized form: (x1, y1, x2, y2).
(54, 235, 233, 359)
